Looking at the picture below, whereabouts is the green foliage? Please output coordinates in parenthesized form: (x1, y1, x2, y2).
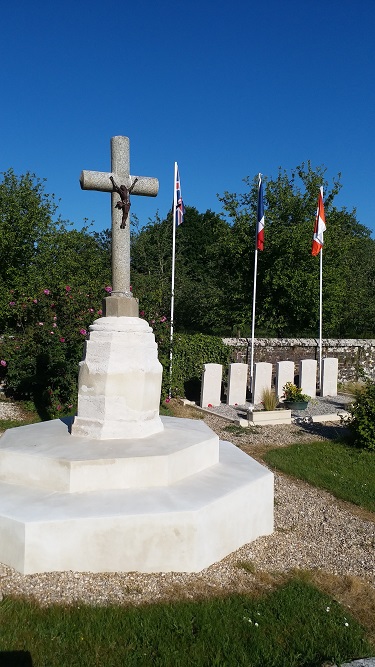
(263, 440, 375, 511)
(0, 169, 111, 418)
(156, 329, 230, 400)
(0, 285, 109, 419)
(0, 580, 372, 666)
(218, 162, 375, 337)
(282, 382, 310, 403)
(349, 376, 375, 451)
(261, 387, 278, 410)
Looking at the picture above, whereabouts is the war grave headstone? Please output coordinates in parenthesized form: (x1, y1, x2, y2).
(275, 360, 295, 401)
(226, 363, 247, 405)
(299, 359, 317, 398)
(200, 363, 222, 408)
(0, 136, 273, 575)
(252, 362, 272, 404)
(321, 357, 338, 396)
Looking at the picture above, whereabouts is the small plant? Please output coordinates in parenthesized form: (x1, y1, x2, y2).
(282, 382, 310, 403)
(348, 376, 375, 451)
(261, 387, 278, 411)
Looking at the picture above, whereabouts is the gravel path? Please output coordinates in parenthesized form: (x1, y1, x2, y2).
(0, 401, 373, 607)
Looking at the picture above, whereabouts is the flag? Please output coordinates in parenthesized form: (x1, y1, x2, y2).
(256, 174, 264, 251)
(312, 186, 326, 255)
(174, 164, 185, 226)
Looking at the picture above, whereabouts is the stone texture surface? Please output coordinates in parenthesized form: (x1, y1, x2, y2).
(0, 416, 273, 574)
(200, 363, 222, 407)
(80, 136, 158, 297)
(322, 356, 339, 396)
(72, 316, 163, 440)
(275, 360, 295, 399)
(223, 337, 375, 383)
(226, 363, 247, 405)
(253, 362, 272, 403)
(299, 358, 317, 398)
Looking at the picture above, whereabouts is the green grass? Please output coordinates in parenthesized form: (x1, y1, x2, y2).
(0, 579, 372, 667)
(263, 440, 375, 512)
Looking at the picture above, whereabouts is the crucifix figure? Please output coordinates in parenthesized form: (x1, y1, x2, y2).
(80, 136, 158, 316)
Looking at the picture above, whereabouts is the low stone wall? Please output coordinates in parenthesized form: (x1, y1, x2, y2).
(222, 338, 375, 383)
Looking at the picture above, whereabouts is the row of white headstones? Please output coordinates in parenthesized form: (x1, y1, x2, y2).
(201, 358, 339, 407)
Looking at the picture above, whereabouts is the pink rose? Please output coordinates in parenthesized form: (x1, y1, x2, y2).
(9, 301, 16, 306)
(59, 337, 66, 343)
(104, 286, 112, 293)
(79, 328, 87, 336)
(43, 289, 50, 295)
(65, 285, 71, 292)
(0, 360, 7, 367)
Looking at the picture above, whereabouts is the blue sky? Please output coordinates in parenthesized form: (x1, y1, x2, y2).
(1, 0, 374, 237)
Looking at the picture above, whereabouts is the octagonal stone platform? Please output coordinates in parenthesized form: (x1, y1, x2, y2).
(0, 416, 273, 575)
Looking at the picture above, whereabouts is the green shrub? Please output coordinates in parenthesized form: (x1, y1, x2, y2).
(153, 323, 230, 400)
(0, 285, 107, 419)
(348, 376, 375, 451)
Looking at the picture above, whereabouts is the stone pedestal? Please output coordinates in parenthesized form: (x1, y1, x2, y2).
(72, 316, 163, 440)
(0, 417, 274, 574)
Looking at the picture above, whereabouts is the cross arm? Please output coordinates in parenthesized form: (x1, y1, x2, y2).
(80, 170, 159, 197)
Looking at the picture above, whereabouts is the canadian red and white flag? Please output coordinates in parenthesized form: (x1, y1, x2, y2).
(311, 186, 326, 256)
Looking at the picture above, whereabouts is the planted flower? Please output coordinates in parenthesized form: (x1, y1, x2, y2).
(282, 382, 310, 408)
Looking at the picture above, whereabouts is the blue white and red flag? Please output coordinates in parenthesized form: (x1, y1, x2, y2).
(257, 174, 264, 251)
(174, 164, 185, 226)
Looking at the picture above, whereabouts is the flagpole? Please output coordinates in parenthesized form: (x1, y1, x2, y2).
(249, 247, 258, 400)
(168, 162, 178, 399)
(250, 173, 264, 401)
(319, 247, 323, 392)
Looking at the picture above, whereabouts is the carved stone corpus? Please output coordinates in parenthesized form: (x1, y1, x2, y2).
(80, 136, 159, 316)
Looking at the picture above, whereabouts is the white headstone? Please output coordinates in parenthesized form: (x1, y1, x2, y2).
(321, 357, 338, 396)
(227, 363, 247, 405)
(275, 361, 295, 400)
(253, 362, 272, 404)
(299, 359, 317, 398)
(201, 363, 222, 407)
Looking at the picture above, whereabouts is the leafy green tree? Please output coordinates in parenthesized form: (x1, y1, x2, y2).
(0, 169, 111, 416)
(219, 162, 375, 337)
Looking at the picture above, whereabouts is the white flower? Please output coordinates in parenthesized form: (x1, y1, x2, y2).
(326, 606, 330, 612)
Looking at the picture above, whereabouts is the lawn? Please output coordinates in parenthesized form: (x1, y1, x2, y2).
(0, 579, 373, 667)
(263, 439, 375, 512)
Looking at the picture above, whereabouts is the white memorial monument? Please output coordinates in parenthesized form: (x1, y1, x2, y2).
(0, 136, 273, 574)
(226, 363, 247, 405)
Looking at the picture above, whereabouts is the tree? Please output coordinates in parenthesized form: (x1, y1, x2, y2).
(219, 162, 375, 337)
(0, 169, 112, 416)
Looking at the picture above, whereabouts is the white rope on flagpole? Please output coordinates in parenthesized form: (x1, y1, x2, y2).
(168, 162, 178, 399)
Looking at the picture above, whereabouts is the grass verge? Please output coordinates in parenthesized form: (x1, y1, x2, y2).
(263, 439, 375, 512)
(0, 578, 373, 667)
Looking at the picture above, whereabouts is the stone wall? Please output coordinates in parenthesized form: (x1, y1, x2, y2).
(222, 338, 375, 383)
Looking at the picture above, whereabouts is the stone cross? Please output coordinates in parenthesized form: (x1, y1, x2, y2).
(80, 136, 158, 316)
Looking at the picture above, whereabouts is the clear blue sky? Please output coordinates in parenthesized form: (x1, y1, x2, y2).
(1, 0, 374, 236)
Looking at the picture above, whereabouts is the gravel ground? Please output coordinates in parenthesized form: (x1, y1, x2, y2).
(0, 398, 374, 607)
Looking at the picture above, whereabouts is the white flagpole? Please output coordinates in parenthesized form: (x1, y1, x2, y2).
(168, 162, 178, 399)
(319, 246, 323, 392)
(250, 173, 262, 401)
(249, 247, 258, 400)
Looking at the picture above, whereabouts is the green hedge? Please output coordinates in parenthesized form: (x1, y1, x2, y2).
(160, 332, 231, 401)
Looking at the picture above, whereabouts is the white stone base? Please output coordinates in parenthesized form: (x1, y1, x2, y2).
(248, 410, 292, 426)
(72, 316, 163, 439)
(0, 417, 273, 574)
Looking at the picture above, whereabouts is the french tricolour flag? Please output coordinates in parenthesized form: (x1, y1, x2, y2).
(257, 174, 264, 251)
(312, 186, 326, 255)
(174, 164, 185, 226)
